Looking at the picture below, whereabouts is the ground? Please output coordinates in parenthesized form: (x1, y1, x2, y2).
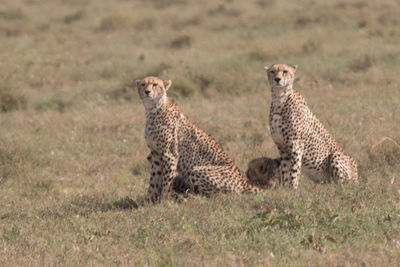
(0, 0, 400, 265)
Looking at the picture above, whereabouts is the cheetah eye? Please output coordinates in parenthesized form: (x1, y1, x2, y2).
(270, 70, 275, 74)
(141, 83, 146, 87)
(152, 83, 157, 88)
(283, 70, 288, 74)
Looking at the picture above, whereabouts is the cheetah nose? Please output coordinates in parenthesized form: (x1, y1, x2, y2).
(274, 77, 281, 83)
(145, 90, 151, 96)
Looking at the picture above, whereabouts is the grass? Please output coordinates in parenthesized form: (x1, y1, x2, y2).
(0, 0, 400, 265)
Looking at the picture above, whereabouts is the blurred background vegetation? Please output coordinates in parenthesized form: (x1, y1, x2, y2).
(0, 0, 399, 265)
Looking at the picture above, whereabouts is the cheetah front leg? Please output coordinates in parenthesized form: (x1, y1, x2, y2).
(279, 142, 304, 189)
(146, 151, 163, 203)
(160, 153, 179, 200)
(146, 152, 189, 202)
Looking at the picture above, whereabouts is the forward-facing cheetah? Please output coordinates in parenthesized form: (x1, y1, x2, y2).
(246, 157, 281, 189)
(137, 76, 263, 202)
(264, 64, 358, 189)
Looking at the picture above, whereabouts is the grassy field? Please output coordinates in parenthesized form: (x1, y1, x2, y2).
(1, 0, 400, 265)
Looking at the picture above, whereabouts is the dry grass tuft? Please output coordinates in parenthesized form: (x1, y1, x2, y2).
(0, 8, 25, 20)
(96, 15, 129, 32)
(0, 141, 31, 183)
(0, 86, 26, 113)
(368, 137, 400, 171)
(63, 10, 85, 24)
(349, 55, 375, 72)
(170, 35, 192, 49)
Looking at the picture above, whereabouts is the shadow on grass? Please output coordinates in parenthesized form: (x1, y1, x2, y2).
(35, 195, 143, 220)
(0, 195, 151, 222)
(34, 192, 201, 220)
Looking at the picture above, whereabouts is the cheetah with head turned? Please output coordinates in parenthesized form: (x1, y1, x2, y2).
(137, 76, 263, 202)
(246, 157, 281, 189)
(264, 64, 358, 189)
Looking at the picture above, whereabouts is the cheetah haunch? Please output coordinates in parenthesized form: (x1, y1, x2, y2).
(137, 76, 263, 202)
(264, 64, 358, 189)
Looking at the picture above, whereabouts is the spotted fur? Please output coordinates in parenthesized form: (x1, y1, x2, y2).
(264, 64, 358, 189)
(146, 152, 191, 195)
(137, 76, 263, 202)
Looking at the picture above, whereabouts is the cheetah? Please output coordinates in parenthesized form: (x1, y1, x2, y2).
(264, 64, 358, 189)
(246, 157, 281, 189)
(137, 76, 263, 202)
(146, 152, 191, 195)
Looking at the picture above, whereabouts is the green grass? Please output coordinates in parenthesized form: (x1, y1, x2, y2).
(1, 0, 400, 265)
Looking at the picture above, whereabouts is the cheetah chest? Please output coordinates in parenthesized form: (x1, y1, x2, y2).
(270, 114, 285, 146)
(145, 124, 158, 151)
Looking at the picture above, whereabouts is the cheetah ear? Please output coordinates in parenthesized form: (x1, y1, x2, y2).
(136, 79, 142, 88)
(163, 80, 172, 91)
(291, 65, 298, 73)
(264, 66, 269, 72)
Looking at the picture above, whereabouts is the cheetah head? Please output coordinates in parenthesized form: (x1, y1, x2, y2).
(264, 64, 297, 89)
(136, 76, 172, 109)
(246, 157, 281, 189)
